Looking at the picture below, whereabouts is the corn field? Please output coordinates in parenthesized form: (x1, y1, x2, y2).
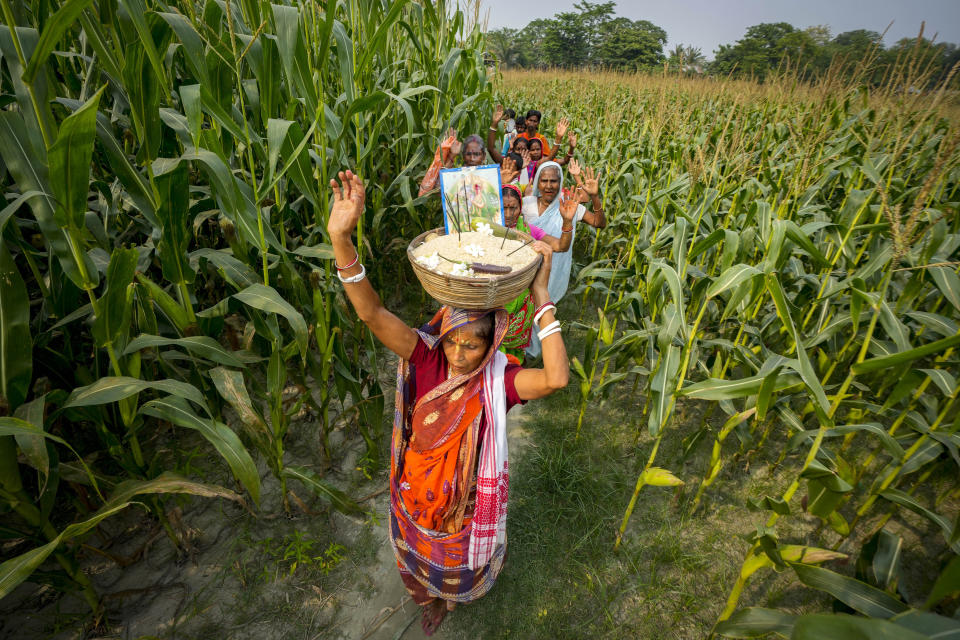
(2, 0, 959, 635)
(499, 62, 960, 637)
(0, 0, 490, 619)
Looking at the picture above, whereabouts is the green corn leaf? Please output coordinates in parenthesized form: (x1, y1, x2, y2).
(117, 0, 169, 95)
(91, 246, 138, 348)
(0, 473, 239, 600)
(190, 248, 259, 290)
(766, 274, 830, 417)
(0, 240, 32, 410)
(919, 369, 957, 398)
(272, 4, 319, 113)
(792, 614, 926, 640)
(121, 40, 162, 163)
(0, 417, 100, 495)
(154, 162, 195, 286)
(679, 372, 801, 401)
(852, 333, 960, 374)
(64, 376, 208, 415)
(706, 264, 761, 299)
(890, 610, 960, 638)
(755, 365, 783, 422)
(234, 284, 308, 359)
(714, 607, 795, 638)
(928, 266, 960, 313)
(292, 245, 336, 260)
(135, 273, 192, 332)
(648, 344, 679, 436)
(924, 554, 960, 609)
(790, 563, 909, 618)
(140, 397, 260, 506)
(0, 111, 91, 288)
(857, 529, 902, 593)
(879, 490, 960, 553)
(22, 0, 95, 83)
(157, 12, 209, 85)
(209, 366, 271, 451)
(12, 396, 49, 482)
(282, 465, 363, 516)
(782, 219, 829, 267)
(906, 311, 958, 338)
(124, 334, 257, 367)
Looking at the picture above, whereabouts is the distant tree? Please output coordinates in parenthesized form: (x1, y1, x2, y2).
(596, 18, 667, 69)
(710, 22, 797, 80)
(539, 1, 616, 67)
(487, 28, 524, 67)
(884, 36, 959, 89)
(666, 44, 705, 73)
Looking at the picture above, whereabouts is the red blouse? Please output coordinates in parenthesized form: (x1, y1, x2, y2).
(408, 338, 525, 409)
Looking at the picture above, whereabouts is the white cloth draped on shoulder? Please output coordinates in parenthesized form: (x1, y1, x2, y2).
(467, 351, 509, 570)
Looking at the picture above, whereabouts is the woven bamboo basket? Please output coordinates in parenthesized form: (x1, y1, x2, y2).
(407, 227, 541, 310)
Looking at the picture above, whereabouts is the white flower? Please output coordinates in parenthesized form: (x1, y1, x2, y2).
(474, 221, 493, 236)
(416, 252, 441, 269)
(450, 262, 476, 277)
(463, 243, 485, 258)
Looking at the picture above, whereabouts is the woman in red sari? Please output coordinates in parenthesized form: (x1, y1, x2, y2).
(327, 171, 570, 635)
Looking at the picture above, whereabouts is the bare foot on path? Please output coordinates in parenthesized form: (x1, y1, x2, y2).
(420, 599, 448, 636)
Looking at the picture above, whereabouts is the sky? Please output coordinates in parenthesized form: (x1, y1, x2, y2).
(479, 0, 960, 59)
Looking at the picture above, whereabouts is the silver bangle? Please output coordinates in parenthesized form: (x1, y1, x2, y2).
(337, 263, 366, 284)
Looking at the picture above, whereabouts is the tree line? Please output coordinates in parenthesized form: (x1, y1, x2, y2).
(487, 2, 960, 86)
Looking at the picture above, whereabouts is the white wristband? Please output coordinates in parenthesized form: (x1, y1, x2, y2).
(534, 304, 556, 324)
(337, 263, 366, 284)
(538, 325, 562, 341)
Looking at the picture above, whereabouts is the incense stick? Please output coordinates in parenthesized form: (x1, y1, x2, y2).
(499, 224, 511, 252)
(451, 191, 462, 244)
(506, 237, 535, 256)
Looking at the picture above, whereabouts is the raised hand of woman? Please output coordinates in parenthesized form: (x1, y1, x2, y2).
(567, 132, 577, 150)
(559, 190, 579, 222)
(450, 138, 463, 157)
(520, 148, 532, 168)
(583, 166, 601, 196)
(569, 158, 582, 179)
(327, 171, 365, 238)
(492, 103, 504, 125)
(554, 117, 569, 143)
(500, 155, 519, 184)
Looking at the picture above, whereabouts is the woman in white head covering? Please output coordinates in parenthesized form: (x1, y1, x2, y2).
(522, 161, 606, 357)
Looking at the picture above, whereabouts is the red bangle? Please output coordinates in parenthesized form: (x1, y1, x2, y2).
(336, 252, 359, 271)
(534, 301, 554, 317)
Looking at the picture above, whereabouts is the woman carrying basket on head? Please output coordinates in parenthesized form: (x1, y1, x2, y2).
(327, 170, 570, 636)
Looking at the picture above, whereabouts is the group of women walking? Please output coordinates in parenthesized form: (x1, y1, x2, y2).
(327, 107, 604, 635)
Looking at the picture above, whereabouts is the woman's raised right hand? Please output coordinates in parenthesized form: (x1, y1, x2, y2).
(559, 191, 578, 222)
(327, 170, 366, 238)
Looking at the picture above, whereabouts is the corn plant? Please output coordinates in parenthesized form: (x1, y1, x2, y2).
(498, 44, 960, 633)
(0, 0, 489, 617)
